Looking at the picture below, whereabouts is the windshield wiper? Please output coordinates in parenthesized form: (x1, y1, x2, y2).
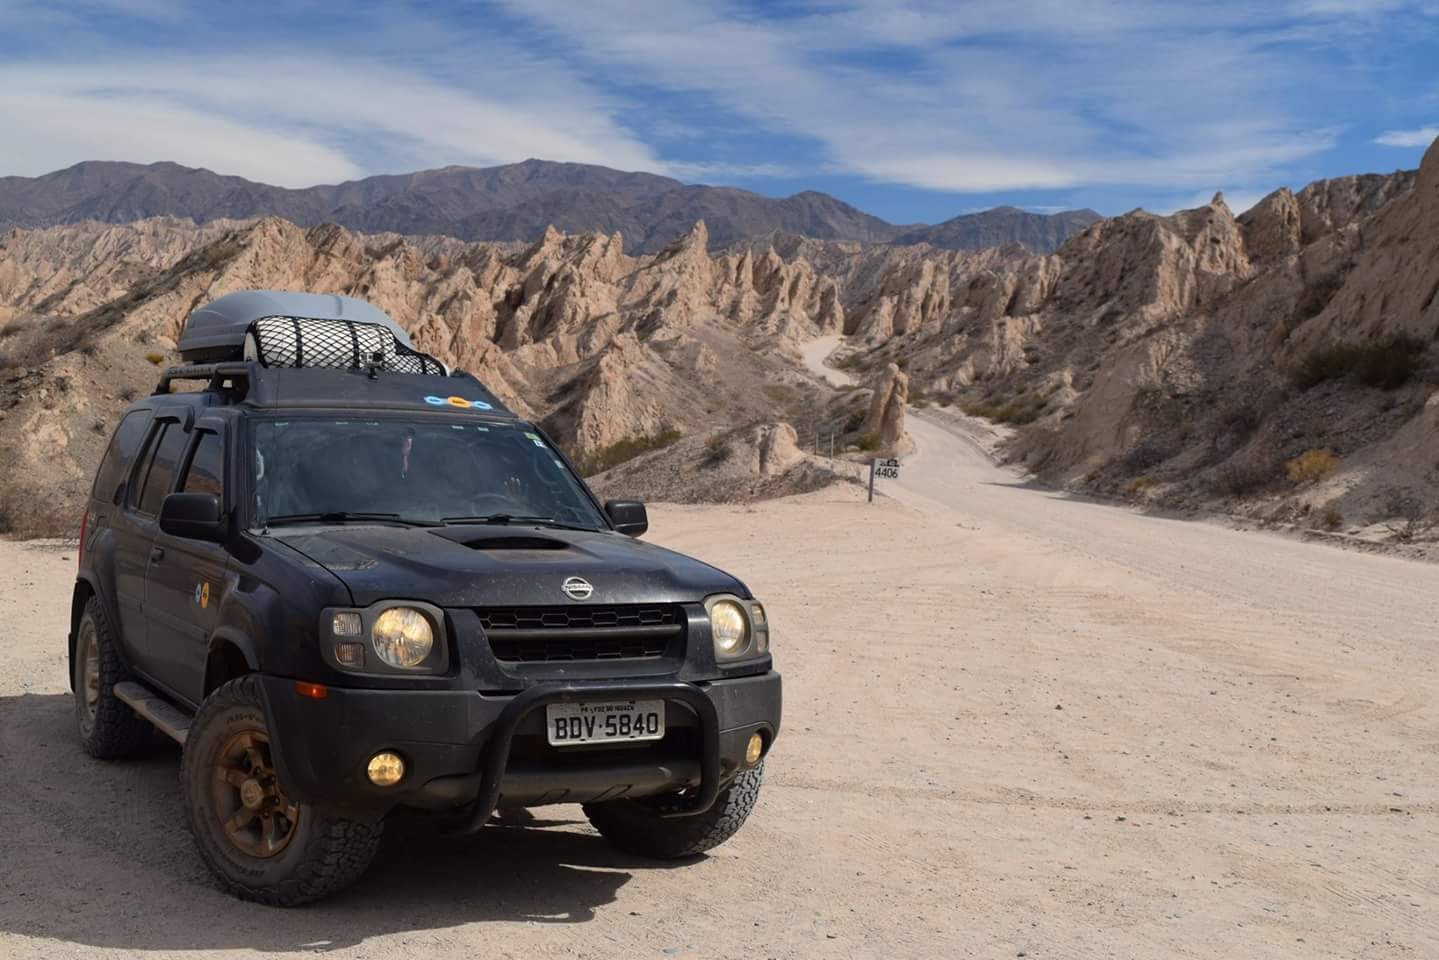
(263, 511, 441, 529)
(442, 514, 598, 532)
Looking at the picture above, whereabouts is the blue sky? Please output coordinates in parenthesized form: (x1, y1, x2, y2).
(2, 0, 1437, 223)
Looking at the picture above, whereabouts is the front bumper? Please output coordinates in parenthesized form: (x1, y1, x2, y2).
(258, 671, 781, 825)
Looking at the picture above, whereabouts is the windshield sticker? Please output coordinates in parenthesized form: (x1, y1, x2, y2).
(424, 394, 494, 410)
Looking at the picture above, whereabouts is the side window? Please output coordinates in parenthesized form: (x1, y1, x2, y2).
(136, 423, 190, 516)
(181, 431, 225, 498)
(91, 410, 152, 504)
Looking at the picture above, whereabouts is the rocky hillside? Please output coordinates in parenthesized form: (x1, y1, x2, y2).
(3, 141, 1435, 540)
(836, 144, 1437, 539)
(0, 160, 1096, 254)
(0, 214, 992, 535)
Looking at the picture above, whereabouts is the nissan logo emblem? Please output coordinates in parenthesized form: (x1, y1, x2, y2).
(562, 576, 594, 601)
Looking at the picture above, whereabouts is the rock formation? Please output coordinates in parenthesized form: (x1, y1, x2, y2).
(862, 363, 909, 452)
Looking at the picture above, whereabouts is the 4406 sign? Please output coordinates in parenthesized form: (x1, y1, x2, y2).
(867, 457, 901, 501)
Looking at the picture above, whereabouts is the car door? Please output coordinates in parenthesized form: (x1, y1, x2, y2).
(90, 409, 154, 653)
(109, 414, 177, 669)
(124, 416, 195, 698)
(144, 425, 232, 706)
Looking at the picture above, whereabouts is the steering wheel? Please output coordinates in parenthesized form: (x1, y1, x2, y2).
(463, 492, 520, 515)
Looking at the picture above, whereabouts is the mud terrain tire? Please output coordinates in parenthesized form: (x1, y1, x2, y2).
(181, 676, 382, 906)
(73, 596, 151, 759)
(583, 762, 764, 859)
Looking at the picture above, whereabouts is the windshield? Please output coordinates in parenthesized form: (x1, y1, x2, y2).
(251, 417, 607, 529)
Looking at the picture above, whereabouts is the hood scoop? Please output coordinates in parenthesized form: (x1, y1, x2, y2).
(431, 529, 571, 551)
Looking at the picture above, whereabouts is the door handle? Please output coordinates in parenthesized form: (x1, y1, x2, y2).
(150, 546, 165, 563)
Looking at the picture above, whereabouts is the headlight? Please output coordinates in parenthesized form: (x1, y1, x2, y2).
(371, 607, 434, 668)
(708, 598, 750, 659)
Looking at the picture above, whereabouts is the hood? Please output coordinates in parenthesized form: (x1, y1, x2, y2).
(271, 523, 748, 607)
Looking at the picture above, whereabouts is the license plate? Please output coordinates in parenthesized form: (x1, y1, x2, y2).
(546, 699, 665, 745)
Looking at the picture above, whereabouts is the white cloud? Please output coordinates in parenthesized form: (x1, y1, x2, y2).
(1374, 125, 1439, 147)
(495, 0, 1346, 194)
(0, 89, 362, 186)
(0, 54, 662, 186)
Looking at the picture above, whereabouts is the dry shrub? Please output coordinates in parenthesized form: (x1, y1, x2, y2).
(1320, 501, 1344, 531)
(579, 426, 682, 475)
(144, 351, 167, 365)
(1208, 456, 1271, 496)
(1294, 335, 1426, 390)
(962, 394, 1046, 425)
(1286, 448, 1339, 485)
(1126, 475, 1160, 494)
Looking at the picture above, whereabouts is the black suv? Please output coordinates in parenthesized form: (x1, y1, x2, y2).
(70, 290, 780, 906)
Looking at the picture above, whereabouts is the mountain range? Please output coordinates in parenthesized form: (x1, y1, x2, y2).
(0, 160, 1099, 254)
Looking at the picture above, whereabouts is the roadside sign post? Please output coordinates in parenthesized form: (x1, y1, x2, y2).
(867, 457, 901, 502)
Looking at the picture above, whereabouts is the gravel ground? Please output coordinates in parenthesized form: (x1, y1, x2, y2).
(3, 417, 1438, 958)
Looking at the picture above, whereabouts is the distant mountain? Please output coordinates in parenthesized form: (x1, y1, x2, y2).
(0, 160, 1097, 254)
(892, 206, 1102, 252)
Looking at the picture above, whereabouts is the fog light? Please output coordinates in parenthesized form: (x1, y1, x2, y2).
(745, 733, 764, 766)
(367, 751, 406, 787)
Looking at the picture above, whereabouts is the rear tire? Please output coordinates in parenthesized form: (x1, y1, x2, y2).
(73, 597, 151, 760)
(181, 676, 382, 906)
(583, 762, 765, 859)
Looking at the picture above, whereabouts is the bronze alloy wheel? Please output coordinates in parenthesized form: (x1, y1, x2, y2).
(212, 730, 300, 858)
(76, 619, 100, 731)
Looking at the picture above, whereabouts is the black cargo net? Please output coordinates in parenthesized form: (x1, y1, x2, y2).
(249, 316, 446, 375)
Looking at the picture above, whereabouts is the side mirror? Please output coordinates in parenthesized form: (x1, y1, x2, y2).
(159, 492, 225, 542)
(604, 499, 648, 538)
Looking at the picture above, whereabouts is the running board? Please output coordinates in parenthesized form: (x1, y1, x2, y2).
(114, 681, 193, 745)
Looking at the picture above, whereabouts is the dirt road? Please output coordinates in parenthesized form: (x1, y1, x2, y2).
(4, 352, 1439, 957)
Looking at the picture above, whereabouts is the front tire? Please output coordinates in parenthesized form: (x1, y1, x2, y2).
(73, 596, 151, 760)
(583, 762, 765, 859)
(181, 676, 382, 906)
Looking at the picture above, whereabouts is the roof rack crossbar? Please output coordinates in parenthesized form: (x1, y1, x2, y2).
(154, 361, 255, 396)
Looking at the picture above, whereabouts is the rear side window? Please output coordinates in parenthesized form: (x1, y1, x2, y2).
(135, 423, 190, 516)
(181, 431, 225, 498)
(91, 410, 152, 504)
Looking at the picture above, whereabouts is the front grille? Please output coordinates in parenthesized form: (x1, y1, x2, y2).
(480, 604, 683, 663)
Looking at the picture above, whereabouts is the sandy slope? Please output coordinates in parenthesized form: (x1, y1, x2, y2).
(3, 398, 1439, 956)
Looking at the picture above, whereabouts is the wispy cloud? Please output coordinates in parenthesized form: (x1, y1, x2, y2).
(0, 0, 1436, 217)
(0, 55, 661, 186)
(494, 0, 1368, 193)
(1373, 125, 1439, 147)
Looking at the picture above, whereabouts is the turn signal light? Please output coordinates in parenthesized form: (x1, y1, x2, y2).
(294, 680, 328, 700)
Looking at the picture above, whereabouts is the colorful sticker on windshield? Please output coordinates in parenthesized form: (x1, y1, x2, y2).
(424, 395, 493, 410)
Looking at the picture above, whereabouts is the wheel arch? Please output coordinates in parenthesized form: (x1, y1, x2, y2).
(68, 577, 101, 693)
(204, 631, 261, 698)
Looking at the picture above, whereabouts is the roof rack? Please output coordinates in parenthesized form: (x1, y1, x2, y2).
(151, 359, 515, 418)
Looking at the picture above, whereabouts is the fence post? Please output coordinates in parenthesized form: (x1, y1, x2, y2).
(867, 458, 876, 502)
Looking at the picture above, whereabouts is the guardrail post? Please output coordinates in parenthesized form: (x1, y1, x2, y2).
(867, 458, 876, 502)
